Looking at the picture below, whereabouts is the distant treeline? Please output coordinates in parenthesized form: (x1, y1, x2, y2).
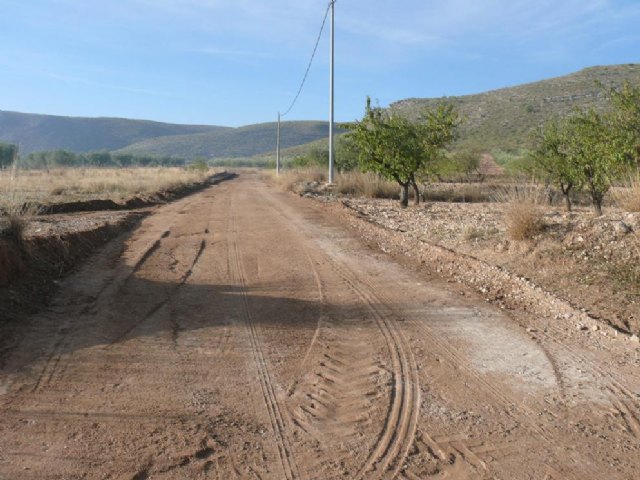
(0, 143, 187, 169)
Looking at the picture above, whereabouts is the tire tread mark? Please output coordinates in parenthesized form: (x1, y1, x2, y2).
(228, 208, 300, 480)
(325, 259, 420, 480)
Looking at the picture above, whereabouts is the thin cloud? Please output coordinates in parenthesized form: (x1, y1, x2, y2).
(195, 47, 273, 59)
(37, 69, 174, 98)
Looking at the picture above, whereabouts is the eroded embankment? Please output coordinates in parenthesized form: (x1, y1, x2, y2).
(0, 212, 144, 316)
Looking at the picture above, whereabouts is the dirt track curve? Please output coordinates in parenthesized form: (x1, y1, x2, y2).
(1, 171, 639, 479)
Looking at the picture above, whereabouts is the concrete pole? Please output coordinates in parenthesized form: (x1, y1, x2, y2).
(328, 0, 335, 184)
(276, 112, 281, 176)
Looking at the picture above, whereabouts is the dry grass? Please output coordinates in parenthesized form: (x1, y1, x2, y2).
(0, 167, 214, 205)
(0, 163, 42, 247)
(273, 167, 327, 192)
(336, 172, 399, 199)
(494, 186, 546, 241)
(0, 166, 213, 247)
(423, 184, 497, 203)
(613, 174, 640, 212)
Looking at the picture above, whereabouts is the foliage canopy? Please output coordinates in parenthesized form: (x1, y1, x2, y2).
(345, 97, 458, 206)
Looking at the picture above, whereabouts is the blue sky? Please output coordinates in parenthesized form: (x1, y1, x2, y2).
(1, 0, 639, 127)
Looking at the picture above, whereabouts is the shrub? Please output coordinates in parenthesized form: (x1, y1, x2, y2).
(495, 187, 546, 241)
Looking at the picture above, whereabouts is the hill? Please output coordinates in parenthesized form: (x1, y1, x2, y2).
(3, 64, 639, 161)
(0, 110, 225, 155)
(390, 64, 640, 152)
(115, 121, 338, 159)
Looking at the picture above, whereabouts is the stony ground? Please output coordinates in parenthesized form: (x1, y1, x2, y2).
(311, 193, 640, 338)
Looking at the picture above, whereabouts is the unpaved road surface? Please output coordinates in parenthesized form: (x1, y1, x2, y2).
(1, 172, 639, 479)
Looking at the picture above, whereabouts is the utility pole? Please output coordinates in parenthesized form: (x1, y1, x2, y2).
(276, 112, 281, 176)
(328, 0, 335, 184)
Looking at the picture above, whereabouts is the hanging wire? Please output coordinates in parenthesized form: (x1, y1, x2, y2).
(280, 1, 332, 118)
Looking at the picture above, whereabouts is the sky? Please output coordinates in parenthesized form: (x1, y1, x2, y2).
(1, 0, 639, 127)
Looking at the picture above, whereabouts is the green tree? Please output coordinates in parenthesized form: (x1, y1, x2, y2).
(345, 98, 458, 207)
(530, 119, 580, 211)
(567, 109, 632, 215)
(609, 82, 640, 165)
(0, 143, 18, 169)
(335, 135, 360, 172)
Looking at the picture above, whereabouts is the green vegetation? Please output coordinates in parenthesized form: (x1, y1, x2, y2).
(0, 143, 18, 169)
(531, 82, 640, 215)
(345, 97, 459, 207)
(116, 121, 345, 160)
(391, 64, 640, 154)
(3, 65, 639, 166)
(530, 120, 578, 211)
(16, 149, 187, 169)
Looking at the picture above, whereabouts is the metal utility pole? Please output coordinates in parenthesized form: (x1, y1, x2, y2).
(328, 0, 335, 184)
(276, 112, 281, 176)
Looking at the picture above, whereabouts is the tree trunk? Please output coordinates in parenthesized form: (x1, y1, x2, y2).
(411, 179, 420, 206)
(546, 185, 554, 206)
(560, 183, 573, 212)
(399, 183, 409, 208)
(590, 188, 603, 216)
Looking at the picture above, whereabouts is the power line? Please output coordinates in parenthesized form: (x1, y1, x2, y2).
(280, 2, 332, 118)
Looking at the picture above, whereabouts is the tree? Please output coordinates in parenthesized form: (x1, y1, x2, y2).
(530, 119, 580, 211)
(609, 82, 640, 165)
(345, 97, 458, 207)
(567, 108, 632, 215)
(0, 143, 18, 169)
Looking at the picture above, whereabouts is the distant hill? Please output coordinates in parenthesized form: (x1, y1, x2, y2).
(3, 64, 639, 161)
(0, 110, 225, 155)
(115, 121, 341, 159)
(391, 64, 640, 152)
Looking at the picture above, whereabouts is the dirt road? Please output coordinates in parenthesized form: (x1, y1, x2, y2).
(1, 172, 639, 479)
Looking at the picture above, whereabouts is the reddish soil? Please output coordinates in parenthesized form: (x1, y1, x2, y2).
(1, 171, 639, 479)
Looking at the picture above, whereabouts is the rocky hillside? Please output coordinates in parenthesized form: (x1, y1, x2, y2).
(392, 64, 640, 152)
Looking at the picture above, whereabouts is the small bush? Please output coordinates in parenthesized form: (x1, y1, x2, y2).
(188, 158, 210, 173)
(462, 225, 484, 241)
(495, 186, 546, 241)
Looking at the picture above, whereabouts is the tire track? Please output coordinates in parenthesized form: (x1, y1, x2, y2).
(289, 322, 382, 442)
(324, 258, 420, 480)
(259, 191, 420, 479)
(228, 205, 300, 480)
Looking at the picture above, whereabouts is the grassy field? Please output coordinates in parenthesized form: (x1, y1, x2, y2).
(0, 166, 214, 207)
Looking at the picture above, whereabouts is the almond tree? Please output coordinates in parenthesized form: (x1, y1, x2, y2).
(345, 97, 458, 207)
(530, 119, 580, 211)
(567, 108, 631, 216)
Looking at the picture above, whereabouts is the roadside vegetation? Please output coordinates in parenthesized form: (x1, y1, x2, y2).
(276, 81, 640, 219)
